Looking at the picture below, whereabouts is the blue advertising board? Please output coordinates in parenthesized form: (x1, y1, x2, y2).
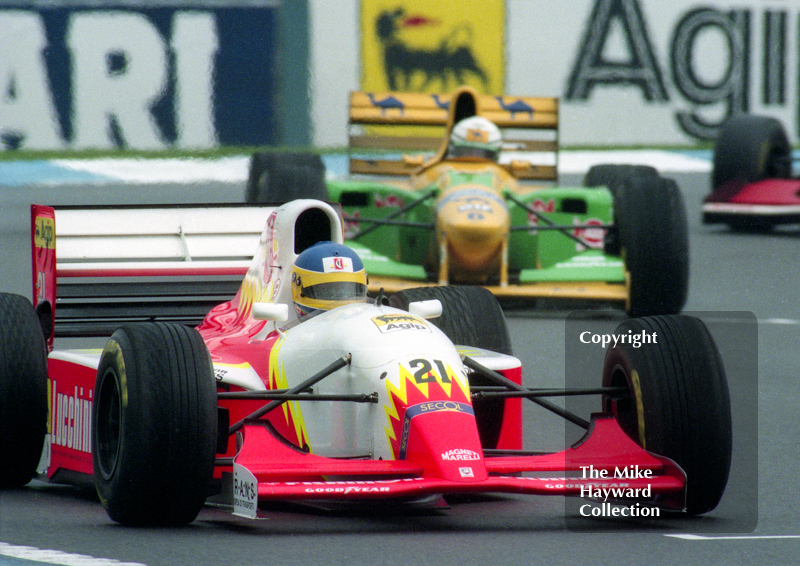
(0, 2, 282, 151)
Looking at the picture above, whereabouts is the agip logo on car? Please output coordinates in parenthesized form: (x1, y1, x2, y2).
(371, 313, 431, 334)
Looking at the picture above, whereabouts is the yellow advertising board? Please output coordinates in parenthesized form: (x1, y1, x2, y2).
(361, 1, 505, 94)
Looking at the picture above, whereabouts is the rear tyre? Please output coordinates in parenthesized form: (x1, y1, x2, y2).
(93, 323, 217, 526)
(0, 293, 48, 488)
(712, 114, 791, 191)
(388, 286, 511, 355)
(389, 286, 511, 448)
(711, 115, 791, 232)
(613, 175, 688, 316)
(246, 152, 328, 204)
(602, 315, 731, 515)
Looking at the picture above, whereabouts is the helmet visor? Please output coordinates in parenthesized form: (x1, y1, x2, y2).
(448, 145, 499, 161)
(301, 281, 368, 301)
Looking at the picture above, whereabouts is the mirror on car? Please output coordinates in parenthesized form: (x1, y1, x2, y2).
(408, 299, 442, 319)
(252, 302, 289, 322)
(402, 154, 425, 166)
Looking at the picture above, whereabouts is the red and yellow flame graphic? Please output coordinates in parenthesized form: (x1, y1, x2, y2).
(267, 337, 310, 450)
(384, 358, 470, 459)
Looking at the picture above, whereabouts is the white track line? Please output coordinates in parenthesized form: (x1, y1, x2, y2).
(0, 542, 146, 566)
(666, 534, 800, 541)
(761, 318, 800, 326)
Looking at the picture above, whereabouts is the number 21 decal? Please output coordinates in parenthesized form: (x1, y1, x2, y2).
(409, 359, 451, 384)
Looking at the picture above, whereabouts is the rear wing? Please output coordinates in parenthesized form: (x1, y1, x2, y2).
(348, 86, 559, 181)
(30, 204, 270, 348)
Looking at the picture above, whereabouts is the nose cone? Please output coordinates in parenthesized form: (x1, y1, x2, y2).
(403, 409, 488, 482)
(437, 188, 510, 273)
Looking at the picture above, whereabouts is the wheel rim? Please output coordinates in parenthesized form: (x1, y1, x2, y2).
(95, 368, 122, 480)
(604, 363, 643, 447)
(765, 145, 791, 178)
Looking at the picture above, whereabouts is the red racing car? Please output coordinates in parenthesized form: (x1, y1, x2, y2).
(1, 199, 731, 525)
(704, 113, 799, 230)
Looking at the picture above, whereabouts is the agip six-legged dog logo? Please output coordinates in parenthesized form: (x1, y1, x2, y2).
(375, 8, 489, 91)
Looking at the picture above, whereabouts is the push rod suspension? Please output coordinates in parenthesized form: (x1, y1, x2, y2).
(228, 354, 351, 434)
(350, 189, 436, 240)
(219, 391, 377, 402)
(462, 356, 590, 430)
(471, 386, 628, 398)
(342, 217, 434, 230)
(505, 192, 599, 249)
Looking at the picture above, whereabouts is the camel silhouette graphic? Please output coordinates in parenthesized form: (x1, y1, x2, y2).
(495, 97, 534, 119)
(367, 93, 405, 114)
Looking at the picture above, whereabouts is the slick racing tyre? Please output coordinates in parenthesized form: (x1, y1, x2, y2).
(583, 164, 659, 197)
(602, 315, 731, 515)
(583, 163, 660, 256)
(388, 286, 511, 355)
(711, 114, 791, 231)
(246, 152, 328, 204)
(712, 114, 791, 192)
(0, 293, 48, 488)
(93, 323, 217, 526)
(611, 173, 688, 317)
(389, 286, 511, 448)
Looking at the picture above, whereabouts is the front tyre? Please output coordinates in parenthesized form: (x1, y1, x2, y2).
(583, 163, 659, 197)
(93, 323, 217, 526)
(602, 315, 731, 515)
(710, 114, 791, 232)
(712, 114, 791, 191)
(614, 175, 689, 317)
(0, 293, 48, 488)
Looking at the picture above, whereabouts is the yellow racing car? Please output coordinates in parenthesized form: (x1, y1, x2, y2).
(247, 86, 688, 317)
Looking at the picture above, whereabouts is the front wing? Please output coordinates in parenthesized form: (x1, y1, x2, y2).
(230, 415, 686, 517)
(703, 178, 800, 224)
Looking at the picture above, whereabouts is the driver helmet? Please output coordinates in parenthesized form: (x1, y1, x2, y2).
(291, 241, 368, 317)
(448, 116, 502, 161)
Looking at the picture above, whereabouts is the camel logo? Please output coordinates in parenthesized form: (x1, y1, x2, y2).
(362, 3, 504, 94)
(572, 218, 605, 251)
(368, 92, 405, 115)
(495, 97, 534, 119)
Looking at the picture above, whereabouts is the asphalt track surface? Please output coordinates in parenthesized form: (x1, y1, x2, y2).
(0, 162, 798, 565)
